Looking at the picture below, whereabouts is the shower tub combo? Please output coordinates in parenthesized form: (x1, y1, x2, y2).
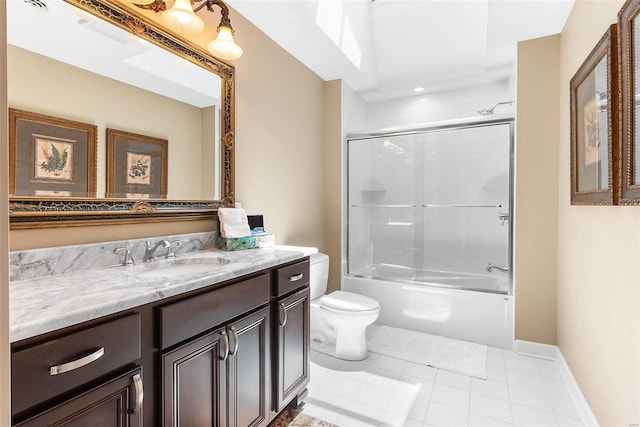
(344, 117, 514, 349)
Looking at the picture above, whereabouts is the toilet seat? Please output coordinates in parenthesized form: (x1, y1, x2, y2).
(319, 291, 380, 315)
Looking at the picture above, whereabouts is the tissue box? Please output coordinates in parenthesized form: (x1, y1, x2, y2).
(218, 236, 257, 251)
(218, 232, 274, 251)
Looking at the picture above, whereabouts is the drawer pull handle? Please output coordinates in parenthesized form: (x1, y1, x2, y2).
(229, 327, 239, 356)
(49, 347, 105, 375)
(131, 373, 143, 414)
(289, 273, 304, 282)
(279, 302, 288, 327)
(220, 331, 230, 361)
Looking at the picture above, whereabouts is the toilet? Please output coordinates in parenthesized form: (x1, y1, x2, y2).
(309, 252, 380, 361)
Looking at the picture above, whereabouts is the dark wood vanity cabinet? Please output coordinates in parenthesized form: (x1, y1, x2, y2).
(11, 257, 310, 427)
(160, 308, 271, 427)
(161, 326, 228, 426)
(15, 367, 143, 427)
(158, 273, 271, 427)
(273, 260, 311, 412)
(11, 314, 143, 426)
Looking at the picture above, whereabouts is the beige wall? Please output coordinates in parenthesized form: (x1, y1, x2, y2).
(515, 35, 560, 345)
(557, 0, 640, 425)
(231, 10, 327, 251)
(323, 80, 342, 292)
(1, 0, 10, 422)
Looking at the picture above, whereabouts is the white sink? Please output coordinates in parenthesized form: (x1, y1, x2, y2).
(128, 257, 231, 279)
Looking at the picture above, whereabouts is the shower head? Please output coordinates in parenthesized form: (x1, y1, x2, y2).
(478, 100, 514, 116)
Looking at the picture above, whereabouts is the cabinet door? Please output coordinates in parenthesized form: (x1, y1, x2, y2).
(161, 328, 227, 427)
(228, 307, 270, 427)
(15, 367, 143, 427)
(274, 287, 310, 411)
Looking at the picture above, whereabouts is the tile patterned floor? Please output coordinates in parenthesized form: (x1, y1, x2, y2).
(298, 346, 586, 427)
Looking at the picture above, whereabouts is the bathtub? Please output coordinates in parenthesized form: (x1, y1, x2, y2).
(343, 275, 514, 349)
(351, 263, 508, 294)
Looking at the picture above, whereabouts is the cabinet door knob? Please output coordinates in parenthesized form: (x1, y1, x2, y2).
(279, 302, 288, 327)
(131, 373, 143, 414)
(220, 330, 230, 361)
(229, 327, 239, 356)
(289, 273, 304, 282)
(49, 347, 105, 375)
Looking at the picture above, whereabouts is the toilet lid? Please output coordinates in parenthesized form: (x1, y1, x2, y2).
(319, 291, 379, 313)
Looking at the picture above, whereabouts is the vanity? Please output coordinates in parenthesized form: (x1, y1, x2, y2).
(9, 236, 312, 426)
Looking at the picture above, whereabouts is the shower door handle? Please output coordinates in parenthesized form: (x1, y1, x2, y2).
(498, 212, 509, 226)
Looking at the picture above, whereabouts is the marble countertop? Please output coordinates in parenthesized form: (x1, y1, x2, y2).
(10, 246, 315, 343)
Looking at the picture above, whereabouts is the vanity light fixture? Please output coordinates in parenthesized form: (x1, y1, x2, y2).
(161, 0, 205, 34)
(126, 0, 243, 60)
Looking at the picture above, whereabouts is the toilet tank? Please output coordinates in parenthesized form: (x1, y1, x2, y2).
(309, 252, 329, 300)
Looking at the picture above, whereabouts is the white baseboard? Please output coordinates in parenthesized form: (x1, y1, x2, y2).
(515, 340, 600, 426)
(514, 339, 558, 360)
(554, 349, 600, 426)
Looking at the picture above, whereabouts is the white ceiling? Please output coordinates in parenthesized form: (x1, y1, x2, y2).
(226, 0, 575, 102)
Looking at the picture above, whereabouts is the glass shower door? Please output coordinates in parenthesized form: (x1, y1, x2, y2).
(347, 121, 513, 295)
(421, 123, 511, 293)
(347, 134, 424, 279)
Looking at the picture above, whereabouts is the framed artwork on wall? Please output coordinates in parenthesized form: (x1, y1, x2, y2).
(8, 109, 97, 197)
(619, 0, 640, 203)
(106, 129, 168, 199)
(569, 24, 619, 205)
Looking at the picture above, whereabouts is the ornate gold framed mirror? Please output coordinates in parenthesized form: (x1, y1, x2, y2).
(7, 0, 234, 229)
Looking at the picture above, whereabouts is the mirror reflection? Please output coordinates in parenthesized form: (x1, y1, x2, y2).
(7, 0, 222, 200)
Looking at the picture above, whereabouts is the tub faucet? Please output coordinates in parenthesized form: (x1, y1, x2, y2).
(486, 263, 509, 273)
(143, 240, 171, 262)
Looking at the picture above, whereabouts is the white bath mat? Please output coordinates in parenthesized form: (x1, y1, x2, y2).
(367, 325, 488, 379)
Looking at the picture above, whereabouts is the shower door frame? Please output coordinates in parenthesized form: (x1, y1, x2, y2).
(344, 116, 515, 296)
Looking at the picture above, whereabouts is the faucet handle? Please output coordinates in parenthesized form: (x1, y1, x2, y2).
(114, 247, 135, 266)
(165, 240, 182, 258)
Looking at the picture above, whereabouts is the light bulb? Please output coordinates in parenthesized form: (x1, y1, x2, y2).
(161, 0, 205, 34)
(207, 26, 243, 60)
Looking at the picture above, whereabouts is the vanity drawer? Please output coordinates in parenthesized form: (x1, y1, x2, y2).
(12, 313, 141, 416)
(158, 273, 270, 349)
(274, 259, 310, 297)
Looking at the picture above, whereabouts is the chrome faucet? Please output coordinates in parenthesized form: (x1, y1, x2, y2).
(143, 240, 171, 262)
(113, 247, 135, 266)
(164, 240, 182, 259)
(486, 263, 509, 273)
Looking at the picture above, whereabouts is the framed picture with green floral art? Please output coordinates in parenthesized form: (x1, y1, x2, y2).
(569, 24, 619, 205)
(8, 109, 97, 197)
(106, 129, 168, 199)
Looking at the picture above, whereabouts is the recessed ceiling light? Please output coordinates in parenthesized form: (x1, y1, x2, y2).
(414, 87, 424, 93)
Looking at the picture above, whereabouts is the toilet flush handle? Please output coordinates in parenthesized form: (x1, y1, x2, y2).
(279, 302, 288, 327)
